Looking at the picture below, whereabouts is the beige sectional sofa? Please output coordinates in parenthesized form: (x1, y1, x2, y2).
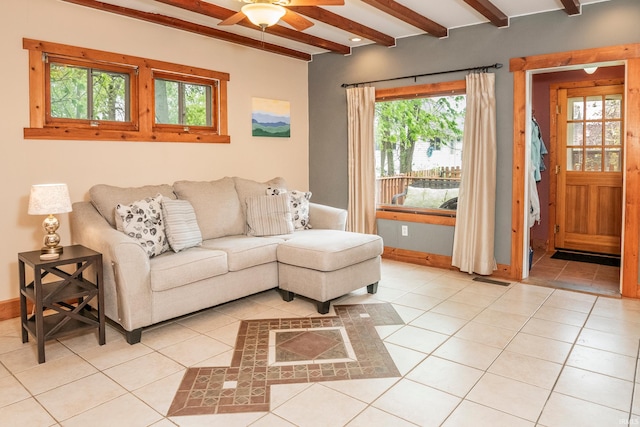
(70, 177, 382, 344)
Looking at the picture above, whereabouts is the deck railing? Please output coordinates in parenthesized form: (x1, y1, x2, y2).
(376, 167, 461, 205)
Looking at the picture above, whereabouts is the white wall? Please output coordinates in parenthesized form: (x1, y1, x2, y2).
(0, 0, 309, 302)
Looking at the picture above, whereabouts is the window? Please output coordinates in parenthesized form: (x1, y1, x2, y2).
(375, 80, 466, 223)
(24, 38, 229, 143)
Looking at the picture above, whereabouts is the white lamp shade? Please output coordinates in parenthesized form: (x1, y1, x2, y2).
(242, 3, 286, 28)
(28, 183, 72, 215)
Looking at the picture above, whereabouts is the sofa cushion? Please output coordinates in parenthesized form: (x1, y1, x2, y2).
(277, 230, 383, 272)
(150, 247, 228, 292)
(201, 235, 282, 271)
(90, 183, 176, 228)
(162, 199, 202, 252)
(233, 177, 287, 229)
(115, 194, 169, 258)
(403, 186, 459, 209)
(246, 194, 294, 237)
(266, 187, 312, 230)
(173, 177, 244, 240)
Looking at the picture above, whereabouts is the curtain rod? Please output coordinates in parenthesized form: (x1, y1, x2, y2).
(340, 63, 503, 88)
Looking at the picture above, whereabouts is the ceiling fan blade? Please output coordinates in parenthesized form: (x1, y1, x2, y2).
(287, 0, 345, 6)
(218, 11, 246, 26)
(281, 9, 314, 31)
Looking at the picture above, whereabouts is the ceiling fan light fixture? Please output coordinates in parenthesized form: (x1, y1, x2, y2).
(584, 66, 598, 74)
(242, 3, 286, 29)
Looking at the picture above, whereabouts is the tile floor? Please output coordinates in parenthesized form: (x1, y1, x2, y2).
(2, 259, 640, 426)
(527, 250, 620, 297)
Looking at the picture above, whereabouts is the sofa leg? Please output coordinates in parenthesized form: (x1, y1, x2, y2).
(281, 290, 295, 302)
(317, 301, 331, 314)
(125, 328, 142, 345)
(367, 282, 379, 294)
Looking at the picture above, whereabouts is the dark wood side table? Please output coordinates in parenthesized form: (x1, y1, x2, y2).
(18, 244, 105, 363)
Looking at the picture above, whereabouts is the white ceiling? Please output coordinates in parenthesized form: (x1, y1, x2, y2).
(92, 0, 612, 57)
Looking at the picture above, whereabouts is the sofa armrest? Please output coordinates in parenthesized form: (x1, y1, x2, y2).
(309, 202, 347, 231)
(70, 201, 152, 332)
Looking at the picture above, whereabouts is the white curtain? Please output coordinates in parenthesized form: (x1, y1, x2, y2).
(346, 86, 377, 234)
(452, 73, 497, 275)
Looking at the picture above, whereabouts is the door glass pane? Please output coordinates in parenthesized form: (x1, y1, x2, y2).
(605, 148, 622, 172)
(605, 94, 622, 119)
(585, 122, 602, 146)
(585, 148, 602, 171)
(567, 148, 583, 171)
(567, 123, 583, 146)
(586, 96, 603, 120)
(568, 97, 583, 120)
(605, 121, 621, 146)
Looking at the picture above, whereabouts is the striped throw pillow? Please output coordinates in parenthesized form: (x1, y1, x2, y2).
(246, 194, 294, 236)
(162, 199, 202, 252)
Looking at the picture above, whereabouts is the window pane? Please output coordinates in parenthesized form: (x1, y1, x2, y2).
(154, 78, 212, 126)
(605, 121, 621, 146)
(91, 70, 129, 121)
(585, 122, 602, 146)
(375, 95, 465, 210)
(605, 94, 622, 119)
(567, 123, 583, 146)
(568, 97, 583, 120)
(184, 83, 211, 126)
(585, 148, 602, 171)
(50, 63, 88, 119)
(567, 148, 583, 171)
(155, 79, 180, 124)
(605, 148, 622, 172)
(586, 95, 602, 120)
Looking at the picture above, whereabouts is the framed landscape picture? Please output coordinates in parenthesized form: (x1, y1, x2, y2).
(252, 97, 290, 138)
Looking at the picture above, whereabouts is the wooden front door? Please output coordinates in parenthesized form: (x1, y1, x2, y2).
(555, 84, 624, 255)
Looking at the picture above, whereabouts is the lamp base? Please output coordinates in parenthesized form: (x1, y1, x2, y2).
(41, 246, 63, 255)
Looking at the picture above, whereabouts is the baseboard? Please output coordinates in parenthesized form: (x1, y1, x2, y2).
(0, 297, 27, 321)
(382, 246, 512, 280)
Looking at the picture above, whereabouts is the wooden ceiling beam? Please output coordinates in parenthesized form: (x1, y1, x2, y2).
(153, 0, 350, 54)
(359, 0, 447, 38)
(463, 0, 508, 27)
(61, 0, 312, 61)
(287, 6, 395, 47)
(560, 0, 581, 15)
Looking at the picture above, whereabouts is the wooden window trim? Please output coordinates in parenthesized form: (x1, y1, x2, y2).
(375, 79, 466, 225)
(23, 38, 230, 144)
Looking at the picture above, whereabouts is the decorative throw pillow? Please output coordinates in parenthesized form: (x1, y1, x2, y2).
(115, 194, 169, 257)
(265, 188, 312, 230)
(246, 193, 294, 236)
(161, 199, 202, 252)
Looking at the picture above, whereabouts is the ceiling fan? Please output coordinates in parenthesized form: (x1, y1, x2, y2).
(218, 0, 345, 31)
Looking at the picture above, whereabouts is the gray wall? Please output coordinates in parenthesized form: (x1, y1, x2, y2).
(308, 0, 640, 266)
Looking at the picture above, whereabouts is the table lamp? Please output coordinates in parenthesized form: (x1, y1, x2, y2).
(28, 183, 72, 254)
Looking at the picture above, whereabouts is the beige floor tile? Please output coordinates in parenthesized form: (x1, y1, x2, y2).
(488, 297, 541, 317)
(406, 355, 483, 397)
(58, 325, 124, 353)
(566, 345, 637, 381)
(383, 342, 427, 376)
(591, 298, 640, 321)
(62, 393, 163, 427)
(448, 289, 499, 308)
(472, 308, 530, 331)
(214, 298, 274, 319)
(269, 382, 314, 410)
(273, 383, 367, 427)
(158, 334, 231, 366)
(15, 353, 97, 395)
(190, 348, 234, 367)
(364, 286, 407, 302)
(543, 293, 595, 313)
(204, 320, 241, 346)
(390, 304, 425, 323)
(432, 337, 501, 370)
(488, 351, 562, 389)
(520, 317, 581, 343)
(467, 373, 550, 421)
(169, 412, 264, 426)
(534, 305, 589, 327)
(0, 335, 29, 356)
(133, 370, 187, 414)
(250, 413, 296, 426)
(576, 328, 640, 357)
(78, 338, 153, 371)
(372, 378, 460, 425)
(554, 366, 634, 412)
(375, 324, 403, 339)
(346, 406, 416, 427)
(441, 399, 534, 427)
(0, 375, 30, 407)
(462, 282, 511, 298)
(176, 308, 237, 334)
(539, 392, 630, 427)
(412, 282, 465, 300)
(322, 378, 399, 404)
(104, 352, 184, 391)
(633, 383, 640, 415)
(140, 322, 200, 350)
(0, 340, 73, 373)
(585, 314, 640, 337)
(506, 333, 572, 364)
(385, 325, 448, 354)
(378, 277, 428, 292)
(0, 397, 56, 426)
(453, 321, 516, 349)
(35, 372, 126, 421)
(0, 362, 8, 378)
(430, 300, 485, 320)
(391, 292, 443, 311)
(409, 311, 468, 335)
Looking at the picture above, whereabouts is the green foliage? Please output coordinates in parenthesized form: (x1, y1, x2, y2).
(375, 95, 465, 176)
(155, 78, 211, 126)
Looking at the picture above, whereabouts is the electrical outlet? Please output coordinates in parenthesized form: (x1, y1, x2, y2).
(401, 225, 408, 236)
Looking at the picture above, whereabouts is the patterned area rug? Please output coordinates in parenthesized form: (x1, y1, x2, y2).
(167, 303, 404, 416)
